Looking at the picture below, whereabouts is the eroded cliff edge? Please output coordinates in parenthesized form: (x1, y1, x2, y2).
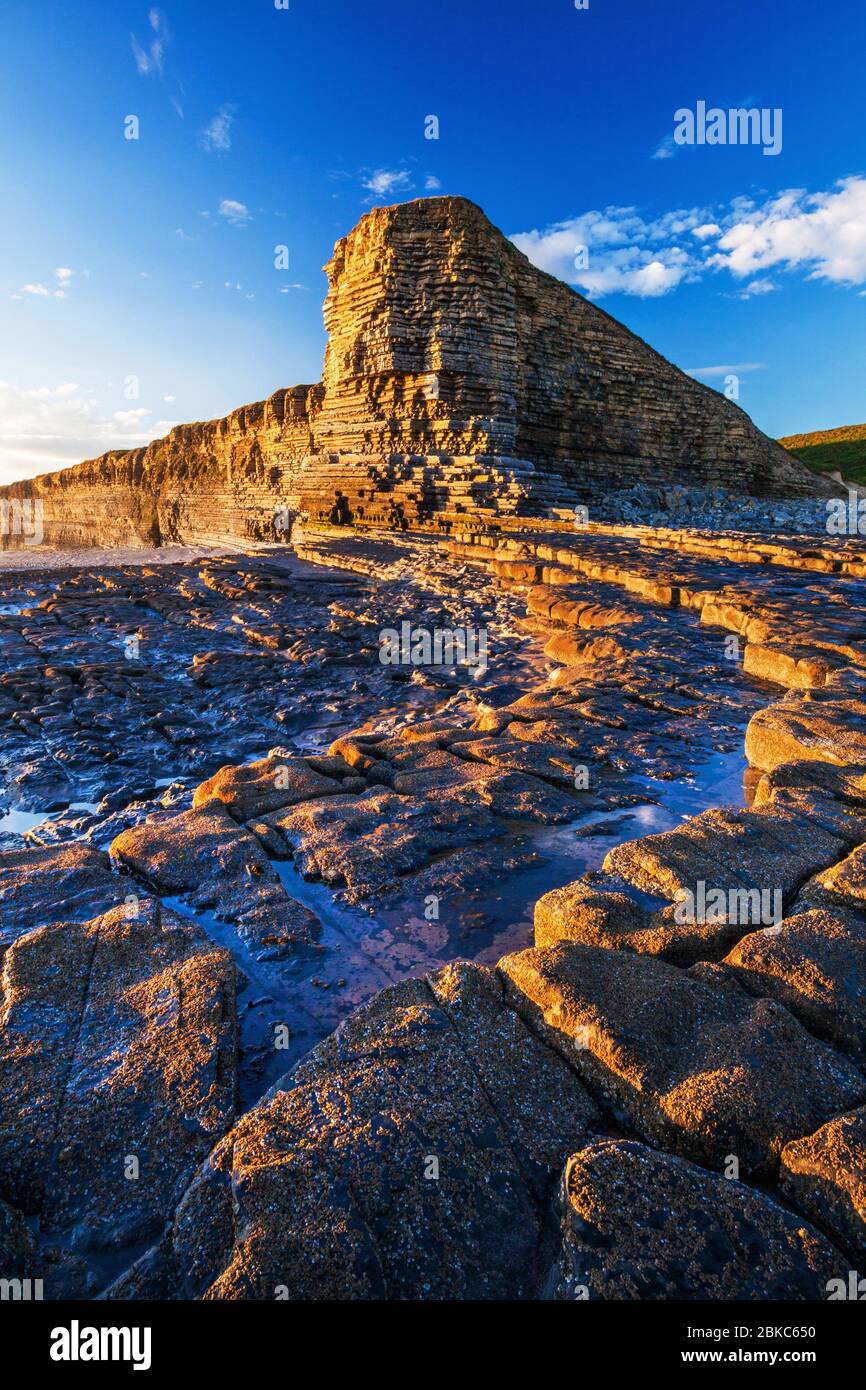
(0, 196, 827, 550)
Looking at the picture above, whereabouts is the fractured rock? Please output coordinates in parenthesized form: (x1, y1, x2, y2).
(114, 965, 599, 1300)
(552, 1140, 849, 1300)
(780, 1107, 866, 1267)
(111, 806, 320, 956)
(498, 941, 866, 1176)
(604, 805, 846, 908)
(0, 902, 237, 1260)
(193, 751, 347, 821)
(746, 694, 866, 773)
(796, 842, 866, 918)
(0, 843, 128, 950)
(533, 877, 744, 965)
(720, 908, 866, 1066)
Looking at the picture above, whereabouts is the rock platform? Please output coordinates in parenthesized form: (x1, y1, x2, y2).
(2, 517, 865, 1301)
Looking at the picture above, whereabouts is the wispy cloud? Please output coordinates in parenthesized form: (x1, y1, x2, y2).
(732, 277, 779, 299)
(510, 176, 866, 298)
(686, 363, 767, 379)
(217, 199, 251, 226)
(201, 103, 237, 153)
(131, 8, 170, 77)
(652, 134, 676, 161)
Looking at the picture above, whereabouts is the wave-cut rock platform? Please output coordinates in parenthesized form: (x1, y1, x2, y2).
(1, 515, 865, 1301)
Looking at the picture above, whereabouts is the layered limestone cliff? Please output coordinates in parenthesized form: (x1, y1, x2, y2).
(0, 197, 826, 550)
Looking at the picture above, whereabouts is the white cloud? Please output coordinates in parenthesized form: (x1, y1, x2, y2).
(218, 199, 250, 225)
(510, 176, 866, 298)
(15, 268, 74, 300)
(0, 381, 178, 484)
(363, 169, 412, 199)
(510, 206, 711, 297)
(201, 103, 237, 153)
(425, 176, 442, 191)
(709, 177, 866, 285)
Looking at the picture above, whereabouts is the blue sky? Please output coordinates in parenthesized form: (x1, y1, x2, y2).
(1, 0, 864, 483)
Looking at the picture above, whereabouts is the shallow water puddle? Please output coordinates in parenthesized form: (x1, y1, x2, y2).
(163, 740, 751, 1109)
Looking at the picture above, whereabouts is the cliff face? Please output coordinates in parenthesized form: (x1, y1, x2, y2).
(0, 197, 826, 550)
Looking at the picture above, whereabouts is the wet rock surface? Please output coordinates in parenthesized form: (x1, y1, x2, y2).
(0, 900, 236, 1291)
(2, 517, 866, 1299)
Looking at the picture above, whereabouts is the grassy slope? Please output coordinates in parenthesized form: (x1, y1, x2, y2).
(779, 424, 866, 485)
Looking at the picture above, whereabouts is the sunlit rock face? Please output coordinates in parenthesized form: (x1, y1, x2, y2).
(0, 197, 826, 551)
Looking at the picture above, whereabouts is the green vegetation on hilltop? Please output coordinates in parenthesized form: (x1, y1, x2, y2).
(779, 424, 866, 485)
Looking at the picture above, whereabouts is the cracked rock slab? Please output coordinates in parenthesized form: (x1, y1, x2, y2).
(533, 877, 745, 965)
(262, 788, 501, 899)
(111, 964, 599, 1300)
(111, 805, 320, 956)
(746, 695, 866, 773)
(604, 805, 846, 906)
(0, 843, 129, 950)
(552, 1140, 850, 1301)
(192, 751, 348, 820)
(0, 901, 237, 1262)
(720, 908, 866, 1067)
(795, 842, 866, 918)
(780, 1107, 866, 1267)
(498, 941, 866, 1176)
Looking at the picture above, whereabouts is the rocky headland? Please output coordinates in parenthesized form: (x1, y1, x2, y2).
(0, 196, 828, 553)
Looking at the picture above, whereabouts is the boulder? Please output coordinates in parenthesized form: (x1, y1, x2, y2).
(498, 941, 866, 1176)
(552, 1140, 849, 1300)
(780, 1107, 866, 1267)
